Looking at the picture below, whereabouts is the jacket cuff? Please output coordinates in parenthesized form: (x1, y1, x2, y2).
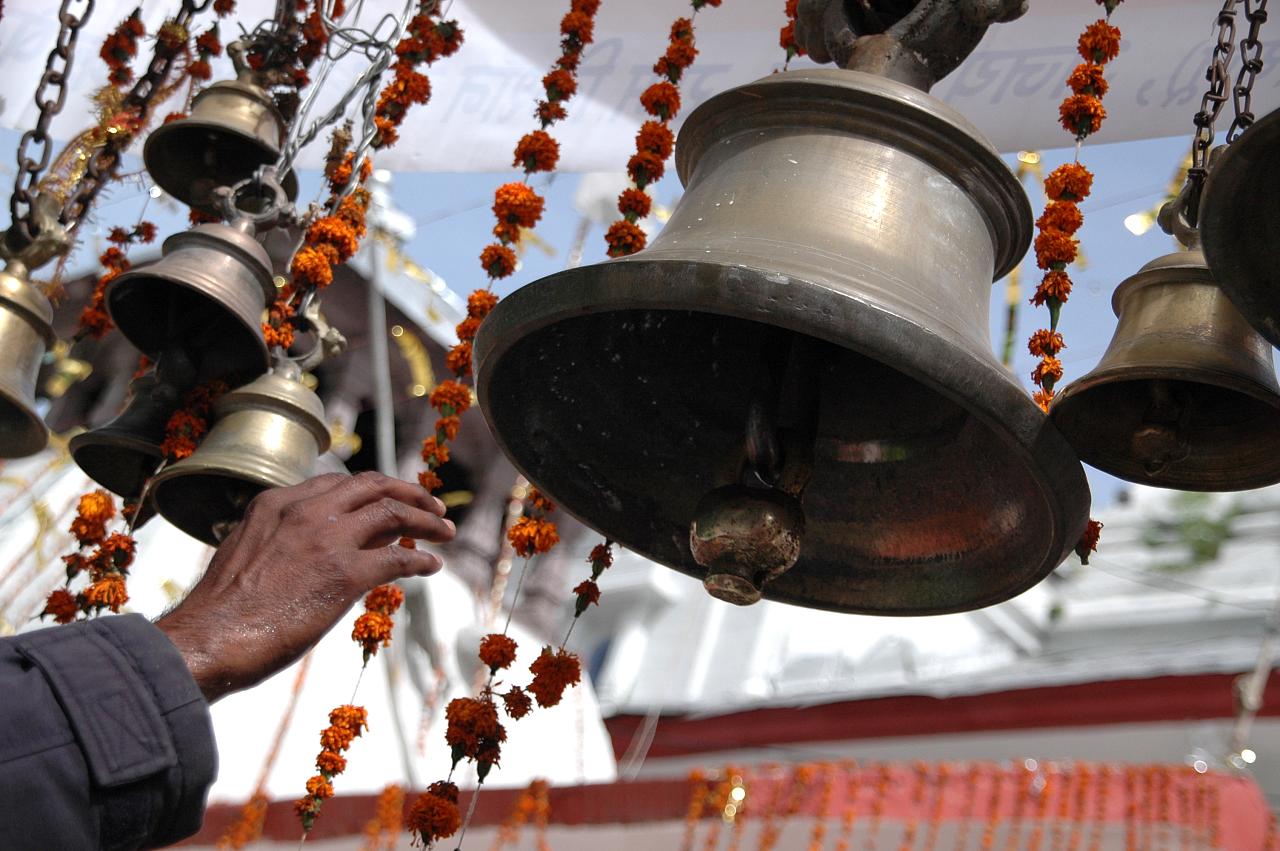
(16, 613, 217, 848)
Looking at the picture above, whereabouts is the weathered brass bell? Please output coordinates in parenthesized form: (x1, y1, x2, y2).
(149, 368, 331, 545)
(68, 372, 172, 500)
(1052, 248, 1280, 491)
(143, 78, 298, 213)
(0, 261, 54, 458)
(106, 219, 274, 382)
(475, 69, 1091, 616)
(1200, 108, 1280, 347)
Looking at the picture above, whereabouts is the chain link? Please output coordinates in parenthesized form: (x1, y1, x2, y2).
(1186, 0, 1239, 213)
(1227, 0, 1269, 141)
(9, 0, 94, 246)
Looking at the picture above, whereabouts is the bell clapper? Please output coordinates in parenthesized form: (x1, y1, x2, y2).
(1132, 380, 1191, 477)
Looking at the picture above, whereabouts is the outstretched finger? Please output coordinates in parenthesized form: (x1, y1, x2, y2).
(351, 544, 445, 591)
(314, 471, 446, 518)
(347, 497, 457, 549)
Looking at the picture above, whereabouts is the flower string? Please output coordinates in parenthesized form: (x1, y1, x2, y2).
(40, 490, 136, 623)
(294, 704, 369, 831)
(359, 784, 406, 851)
(602, 0, 724, 258)
(779, 0, 805, 68)
(100, 8, 147, 87)
(77, 220, 157, 340)
(161, 380, 229, 461)
(489, 778, 548, 851)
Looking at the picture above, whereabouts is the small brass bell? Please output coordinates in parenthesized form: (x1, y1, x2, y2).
(475, 69, 1091, 615)
(149, 368, 331, 545)
(1051, 247, 1280, 491)
(0, 261, 55, 458)
(143, 78, 298, 213)
(1200, 107, 1280, 347)
(68, 372, 173, 501)
(106, 219, 274, 382)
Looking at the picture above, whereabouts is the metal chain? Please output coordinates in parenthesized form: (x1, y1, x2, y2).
(1227, 0, 1269, 141)
(1187, 0, 1239, 200)
(61, 0, 216, 230)
(9, 0, 95, 246)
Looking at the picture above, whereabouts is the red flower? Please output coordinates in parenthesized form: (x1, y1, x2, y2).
(446, 342, 473, 377)
(479, 633, 518, 672)
(502, 687, 533, 720)
(507, 516, 560, 557)
(1075, 519, 1104, 564)
(605, 220, 647, 257)
(635, 120, 675, 158)
(640, 82, 681, 121)
(513, 130, 560, 174)
(1044, 163, 1094, 202)
(617, 188, 652, 221)
(468, 289, 500, 319)
(408, 781, 461, 845)
(492, 182, 545, 229)
(573, 579, 601, 616)
(543, 69, 577, 102)
(41, 589, 79, 624)
(429, 380, 472, 415)
(628, 151, 666, 188)
(528, 646, 582, 708)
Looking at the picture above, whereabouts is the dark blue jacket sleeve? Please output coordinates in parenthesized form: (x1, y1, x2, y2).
(0, 614, 217, 850)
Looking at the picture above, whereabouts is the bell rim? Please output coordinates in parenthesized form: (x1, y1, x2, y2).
(675, 69, 1032, 282)
(68, 431, 165, 497)
(0, 383, 50, 458)
(474, 257, 1092, 616)
(1052, 366, 1280, 491)
(1200, 107, 1280, 348)
(142, 118, 300, 211)
(150, 457, 302, 545)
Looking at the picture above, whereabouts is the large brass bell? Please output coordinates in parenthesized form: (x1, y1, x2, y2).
(1052, 247, 1280, 491)
(1200, 108, 1280, 347)
(68, 372, 173, 501)
(0, 261, 55, 457)
(149, 367, 331, 545)
(143, 78, 299, 213)
(474, 69, 1091, 616)
(106, 219, 274, 382)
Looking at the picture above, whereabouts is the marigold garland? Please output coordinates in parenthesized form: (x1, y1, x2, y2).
(359, 784, 406, 851)
(78, 221, 157, 340)
(295, 704, 368, 831)
(352, 582, 405, 663)
(41, 490, 137, 623)
(408, 780, 462, 846)
(779, 0, 806, 65)
(161, 380, 229, 461)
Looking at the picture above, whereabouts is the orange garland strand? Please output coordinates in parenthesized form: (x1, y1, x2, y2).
(40, 490, 136, 623)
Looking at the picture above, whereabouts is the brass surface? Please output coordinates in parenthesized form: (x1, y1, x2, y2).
(151, 370, 331, 545)
(474, 70, 1090, 616)
(69, 373, 172, 499)
(1200, 107, 1280, 347)
(142, 79, 298, 212)
(106, 220, 274, 382)
(1052, 248, 1280, 491)
(0, 263, 54, 458)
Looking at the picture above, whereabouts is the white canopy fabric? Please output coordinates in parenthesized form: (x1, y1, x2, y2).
(0, 0, 1271, 172)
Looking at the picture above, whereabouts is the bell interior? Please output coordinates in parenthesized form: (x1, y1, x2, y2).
(107, 274, 266, 383)
(70, 439, 162, 499)
(153, 471, 268, 546)
(1052, 375, 1280, 491)
(0, 392, 47, 458)
(483, 306, 1058, 615)
(145, 122, 282, 211)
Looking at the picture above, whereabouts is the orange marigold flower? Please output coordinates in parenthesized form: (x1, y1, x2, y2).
(670, 16, 694, 43)
(418, 470, 444, 492)
(573, 0, 602, 11)
(336, 191, 370, 238)
(528, 646, 582, 708)
(618, 187, 652, 220)
(1075, 518, 1104, 564)
(1036, 201, 1084, 234)
(316, 750, 347, 776)
(408, 781, 461, 845)
(605, 219, 647, 257)
(558, 50, 583, 73)
(1078, 20, 1121, 64)
(307, 217, 360, 263)
(320, 724, 355, 752)
(636, 120, 675, 158)
(42, 588, 79, 624)
(330, 704, 369, 734)
(291, 245, 334, 289)
(480, 243, 517, 279)
(513, 130, 560, 173)
(640, 82, 681, 120)
(507, 516, 560, 557)
(365, 583, 405, 614)
(1031, 356, 1064, 388)
(536, 100, 568, 126)
(189, 59, 213, 81)
(543, 68, 577, 102)
(446, 343, 473, 378)
(502, 686, 533, 720)
(430, 379, 473, 414)
(445, 696, 504, 763)
(529, 488, 555, 512)
(628, 151, 666, 188)
(468, 289, 500, 319)
(70, 491, 115, 546)
(1027, 329, 1065, 357)
(573, 579, 601, 616)
(1033, 388, 1055, 413)
(1030, 270, 1073, 308)
(306, 775, 335, 800)
(493, 182, 545, 229)
(99, 532, 136, 571)
(399, 536, 416, 549)
(436, 414, 461, 440)
(1067, 63, 1109, 97)
(352, 611, 394, 658)
(1044, 163, 1094, 202)
(1059, 94, 1106, 138)
(560, 10, 595, 44)
(479, 633, 518, 672)
(421, 437, 450, 466)
(780, 19, 799, 56)
(1034, 230, 1078, 270)
(456, 316, 482, 342)
(84, 574, 129, 613)
(588, 543, 614, 569)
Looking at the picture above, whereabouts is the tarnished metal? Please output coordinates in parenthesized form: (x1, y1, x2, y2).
(474, 69, 1090, 616)
(143, 78, 299, 213)
(0, 261, 55, 458)
(68, 372, 173, 499)
(793, 0, 1026, 90)
(1052, 248, 1280, 491)
(105, 218, 274, 382)
(150, 368, 331, 546)
(1200, 107, 1280, 346)
(1227, 0, 1270, 143)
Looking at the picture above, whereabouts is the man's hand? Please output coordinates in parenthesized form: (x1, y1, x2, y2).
(156, 472, 456, 702)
